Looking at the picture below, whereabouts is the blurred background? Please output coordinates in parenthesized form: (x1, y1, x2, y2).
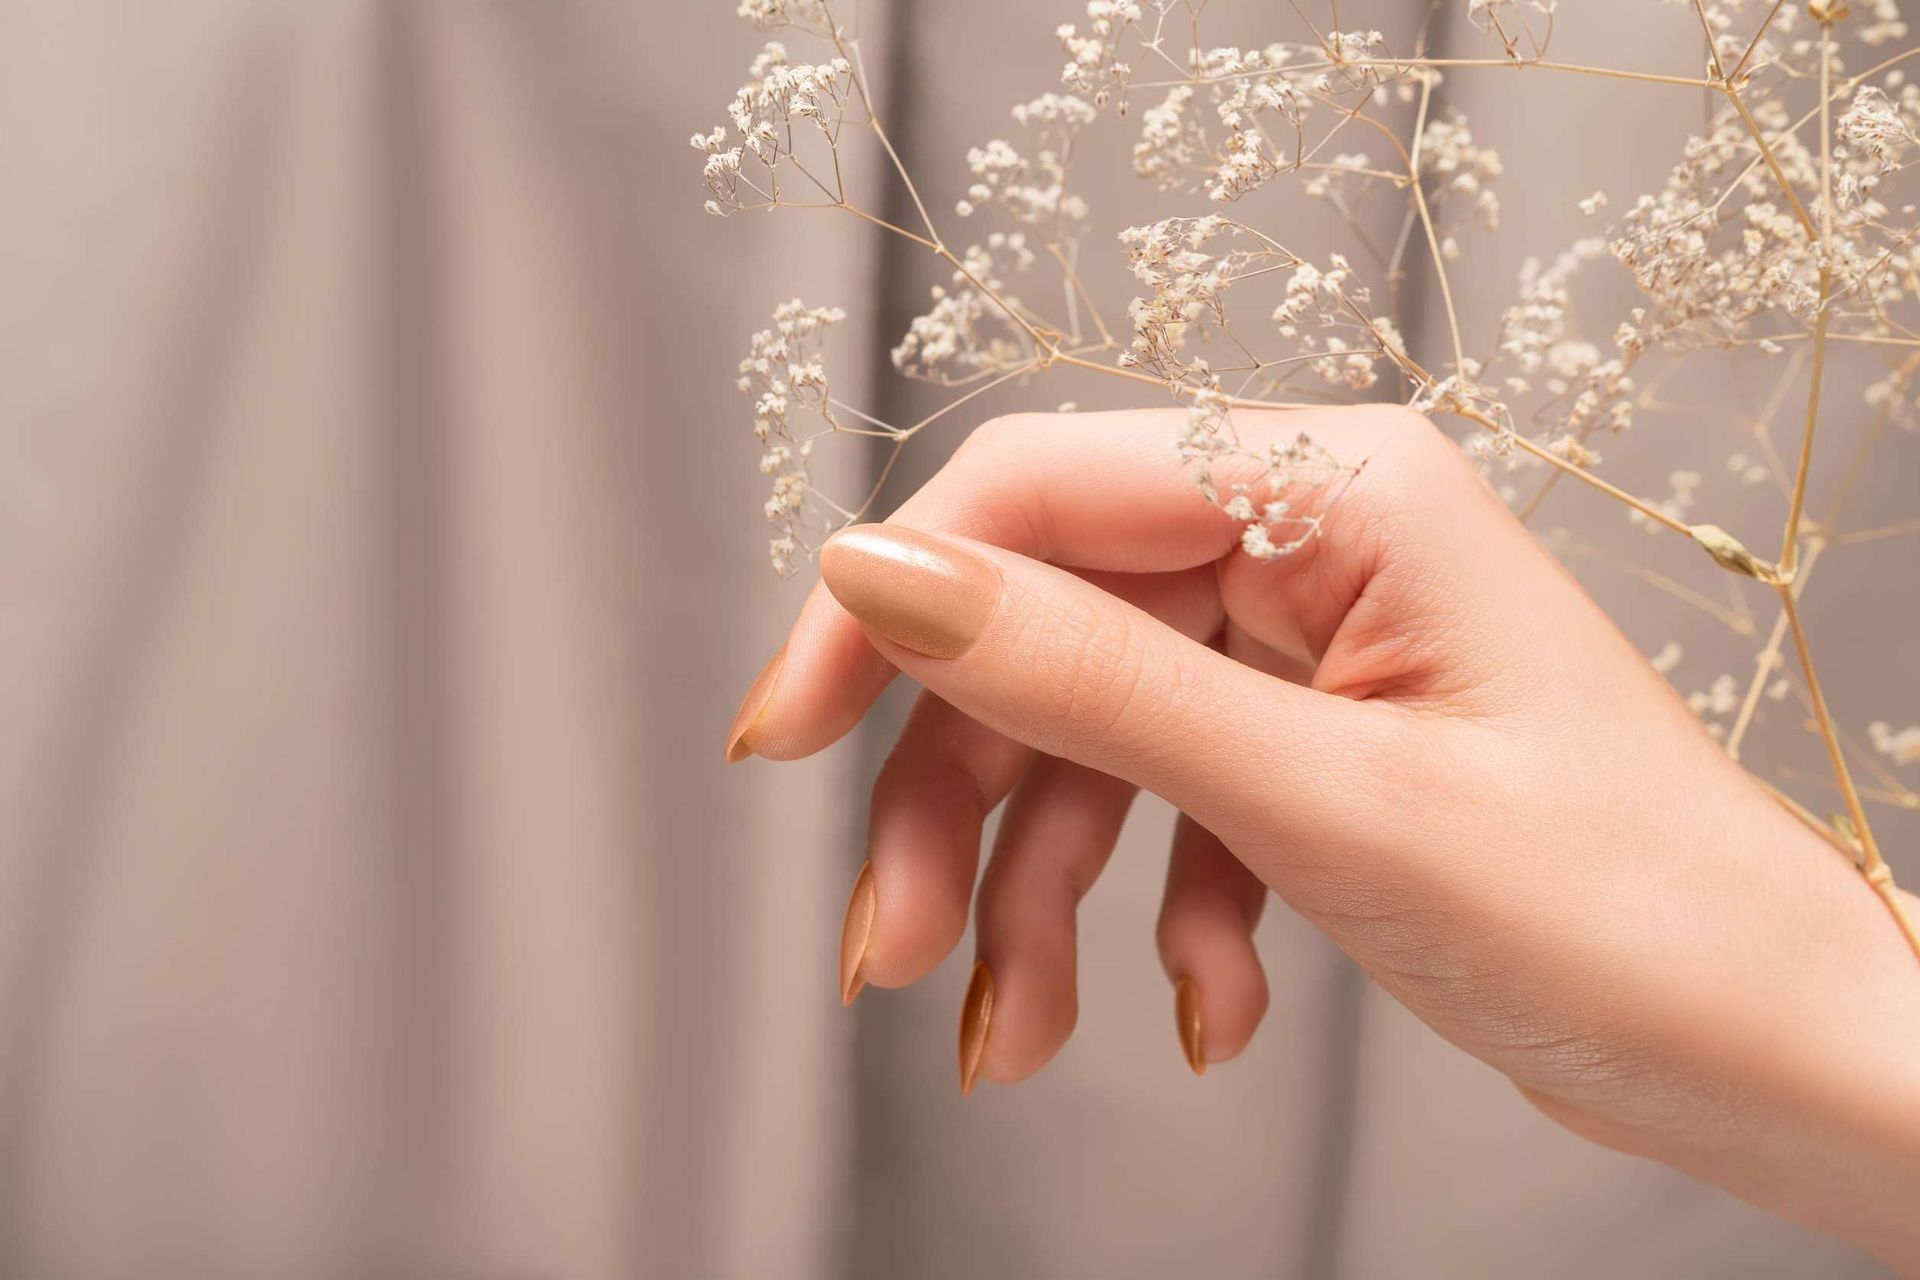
(1, 2, 1913, 1277)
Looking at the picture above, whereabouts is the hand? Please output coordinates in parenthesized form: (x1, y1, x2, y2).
(724, 406, 1920, 1269)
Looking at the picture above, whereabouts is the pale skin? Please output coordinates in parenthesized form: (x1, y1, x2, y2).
(727, 406, 1920, 1272)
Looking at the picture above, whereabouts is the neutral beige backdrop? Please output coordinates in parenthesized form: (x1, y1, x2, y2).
(0, 3, 1910, 1278)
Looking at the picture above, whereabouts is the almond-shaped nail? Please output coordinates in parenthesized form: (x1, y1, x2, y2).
(839, 861, 876, 1006)
(723, 646, 785, 763)
(819, 527, 1000, 660)
(958, 959, 994, 1095)
(1175, 977, 1206, 1076)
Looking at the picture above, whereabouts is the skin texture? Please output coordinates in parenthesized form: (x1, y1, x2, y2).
(728, 406, 1920, 1272)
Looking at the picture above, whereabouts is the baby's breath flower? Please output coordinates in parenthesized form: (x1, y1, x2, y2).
(699, 44, 853, 214)
(1056, 1, 1141, 109)
(738, 300, 849, 575)
(1418, 110, 1504, 230)
(1838, 85, 1914, 174)
(736, 0, 833, 34)
(894, 234, 1037, 381)
(1869, 721, 1920, 764)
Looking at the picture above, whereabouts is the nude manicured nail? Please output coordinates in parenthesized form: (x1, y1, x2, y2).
(958, 959, 995, 1095)
(819, 527, 1001, 660)
(1175, 977, 1206, 1077)
(723, 647, 785, 763)
(839, 861, 876, 1006)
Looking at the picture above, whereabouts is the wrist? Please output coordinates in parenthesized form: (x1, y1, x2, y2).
(1659, 804, 1920, 1271)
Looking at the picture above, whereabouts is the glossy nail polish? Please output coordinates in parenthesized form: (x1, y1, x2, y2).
(958, 959, 994, 1095)
(819, 527, 1000, 660)
(1175, 976, 1206, 1076)
(839, 861, 876, 1006)
(723, 646, 785, 763)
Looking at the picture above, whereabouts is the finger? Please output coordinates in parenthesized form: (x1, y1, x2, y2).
(845, 565, 1221, 1003)
(844, 690, 1033, 1004)
(1157, 814, 1270, 1075)
(963, 756, 1138, 1093)
(819, 523, 1416, 863)
(1155, 621, 1299, 1074)
(728, 404, 1433, 762)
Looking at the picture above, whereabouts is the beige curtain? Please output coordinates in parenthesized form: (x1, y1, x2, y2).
(0, 3, 1897, 1277)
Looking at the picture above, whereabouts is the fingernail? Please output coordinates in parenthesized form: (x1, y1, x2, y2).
(958, 959, 994, 1095)
(723, 646, 785, 763)
(839, 861, 876, 1006)
(1175, 977, 1206, 1076)
(819, 527, 1000, 660)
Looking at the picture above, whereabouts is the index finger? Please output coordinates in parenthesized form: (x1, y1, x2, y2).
(725, 404, 1420, 762)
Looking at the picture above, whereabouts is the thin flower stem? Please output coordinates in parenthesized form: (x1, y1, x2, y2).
(1553, 537, 1758, 635)
(834, 202, 939, 250)
(1728, 0, 1790, 85)
(1315, 57, 1712, 90)
(836, 36, 941, 244)
(1775, 766, 1920, 811)
(1406, 78, 1468, 378)
(1722, 85, 1819, 237)
(895, 363, 1043, 440)
(1780, 265, 1833, 580)
(1726, 540, 1820, 761)
(1777, 26, 1838, 581)
(1488, 421, 1693, 535)
(1778, 583, 1920, 963)
(1690, 0, 1729, 84)
(1835, 516, 1920, 546)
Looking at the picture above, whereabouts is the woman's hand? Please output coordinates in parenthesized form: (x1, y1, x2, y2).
(724, 406, 1920, 1269)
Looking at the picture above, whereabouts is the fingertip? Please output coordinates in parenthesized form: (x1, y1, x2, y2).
(1161, 917, 1269, 1064)
(968, 954, 1077, 1089)
(723, 645, 786, 763)
(1200, 960, 1269, 1065)
(839, 861, 876, 1006)
(734, 583, 899, 761)
(1175, 976, 1206, 1076)
(959, 959, 994, 1095)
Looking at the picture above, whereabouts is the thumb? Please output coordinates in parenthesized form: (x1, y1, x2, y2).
(819, 524, 1416, 856)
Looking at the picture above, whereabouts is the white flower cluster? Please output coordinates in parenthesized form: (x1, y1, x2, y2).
(1173, 374, 1355, 559)
(1866, 353, 1920, 429)
(956, 135, 1090, 227)
(735, 0, 833, 34)
(1134, 41, 1409, 203)
(1686, 670, 1749, 738)
(1056, 1, 1141, 109)
(1630, 469, 1703, 533)
(892, 234, 1038, 381)
(1869, 721, 1920, 765)
(1833, 81, 1920, 220)
(1856, 0, 1911, 47)
(1610, 99, 1822, 346)
(695, 43, 853, 215)
(737, 300, 846, 575)
(1117, 215, 1242, 380)
(1417, 109, 1504, 230)
(1272, 257, 1406, 392)
(1299, 151, 1381, 209)
(1192, 46, 1304, 202)
(1839, 86, 1913, 174)
(1493, 239, 1639, 447)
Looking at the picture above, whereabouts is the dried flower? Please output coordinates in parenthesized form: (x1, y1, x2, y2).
(696, 0, 1920, 944)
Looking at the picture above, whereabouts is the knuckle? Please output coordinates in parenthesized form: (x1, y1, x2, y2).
(958, 412, 1039, 458)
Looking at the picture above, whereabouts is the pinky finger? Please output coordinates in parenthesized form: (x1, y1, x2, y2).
(1156, 814, 1269, 1075)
